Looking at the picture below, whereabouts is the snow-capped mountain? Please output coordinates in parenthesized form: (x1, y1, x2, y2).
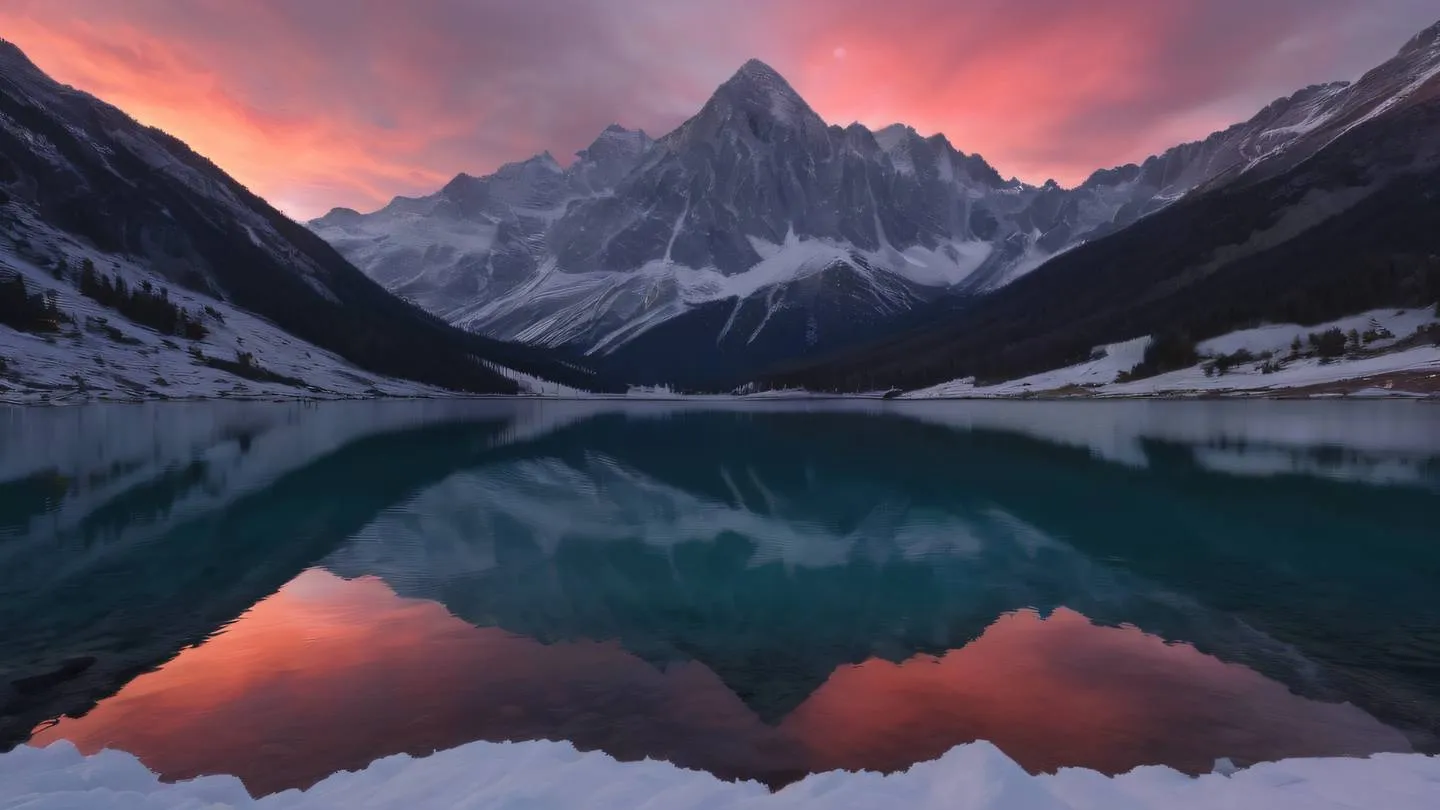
(1203, 19, 1440, 189)
(766, 21, 1440, 394)
(0, 38, 597, 399)
(311, 34, 1439, 386)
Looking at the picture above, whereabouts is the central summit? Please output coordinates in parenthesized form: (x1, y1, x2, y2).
(673, 58, 828, 145)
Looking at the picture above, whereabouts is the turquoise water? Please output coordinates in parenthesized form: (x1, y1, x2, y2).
(2, 400, 1437, 794)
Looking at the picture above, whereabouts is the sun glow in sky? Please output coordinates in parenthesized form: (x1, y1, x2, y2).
(3, 0, 1435, 219)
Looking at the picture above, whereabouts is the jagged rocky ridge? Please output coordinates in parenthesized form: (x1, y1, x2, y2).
(311, 40, 1438, 387)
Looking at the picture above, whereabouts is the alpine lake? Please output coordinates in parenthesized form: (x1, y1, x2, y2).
(2, 398, 1437, 795)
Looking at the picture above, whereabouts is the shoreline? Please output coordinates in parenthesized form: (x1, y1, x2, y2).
(5, 363, 1439, 407)
(2, 390, 1437, 408)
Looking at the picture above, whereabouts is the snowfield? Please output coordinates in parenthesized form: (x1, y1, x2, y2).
(3, 738, 1438, 810)
(0, 215, 452, 405)
(906, 308, 1440, 400)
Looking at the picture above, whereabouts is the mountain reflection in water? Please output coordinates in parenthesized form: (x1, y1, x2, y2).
(4, 400, 1438, 795)
(29, 570, 1406, 795)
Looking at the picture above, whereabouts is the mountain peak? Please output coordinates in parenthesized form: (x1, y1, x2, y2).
(715, 59, 809, 111)
(687, 57, 824, 137)
(0, 38, 57, 94)
(579, 124, 652, 157)
(1399, 18, 1440, 58)
(0, 38, 35, 69)
(594, 123, 648, 141)
(309, 206, 367, 228)
(874, 124, 918, 151)
(734, 58, 786, 82)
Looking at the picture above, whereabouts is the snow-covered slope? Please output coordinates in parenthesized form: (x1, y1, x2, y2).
(906, 308, 1440, 400)
(311, 28, 1440, 387)
(5, 738, 1439, 810)
(0, 218, 446, 403)
(1202, 20, 1440, 188)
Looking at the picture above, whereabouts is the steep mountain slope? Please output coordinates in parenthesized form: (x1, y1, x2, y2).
(0, 39, 599, 396)
(765, 22, 1440, 393)
(0, 230, 454, 403)
(312, 48, 1431, 387)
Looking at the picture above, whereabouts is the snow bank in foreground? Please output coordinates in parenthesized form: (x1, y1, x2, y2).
(4, 739, 1438, 810)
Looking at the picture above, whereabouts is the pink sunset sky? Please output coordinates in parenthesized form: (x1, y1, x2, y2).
(3, 0, 1435, 219)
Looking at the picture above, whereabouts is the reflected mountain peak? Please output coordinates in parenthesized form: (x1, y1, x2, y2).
(318, 409, 1439, 738)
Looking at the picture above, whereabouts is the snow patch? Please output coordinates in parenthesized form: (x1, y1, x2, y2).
(908, 308, 1440, 400)
(1197, 308, 1437, 357)
(1107, 344, 1440, 397)
(453, 229, 991, 353)
(908, 337, 1152, 399)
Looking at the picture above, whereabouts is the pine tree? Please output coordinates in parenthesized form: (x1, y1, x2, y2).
(79, 258, 99, 297)
(1313, 328, 1347, 359)
(0, 272, 62, 333)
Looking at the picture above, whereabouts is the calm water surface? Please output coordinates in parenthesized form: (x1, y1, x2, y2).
(2, 399, 1438, 794)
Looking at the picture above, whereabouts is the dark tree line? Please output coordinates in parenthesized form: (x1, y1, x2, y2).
(195, 347, 306, 388)
(0, 269, 64, 333)
(75, 259, 208, 340)
(1309, 327, 1348, 360)
(1115, 332, 1201, 382)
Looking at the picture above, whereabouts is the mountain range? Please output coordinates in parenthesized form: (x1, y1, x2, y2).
(312, 21, 1440, 390)
(769, 20, 1440, 392)
(1, 20, 1438, 399)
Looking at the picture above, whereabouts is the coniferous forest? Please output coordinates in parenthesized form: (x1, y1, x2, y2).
(74, 259, 209, 340)
(0, 269, 64, 334)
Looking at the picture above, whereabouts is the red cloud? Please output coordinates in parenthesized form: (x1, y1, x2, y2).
(770, 0, 1430, 183)
(2, 0, 1432, 218)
